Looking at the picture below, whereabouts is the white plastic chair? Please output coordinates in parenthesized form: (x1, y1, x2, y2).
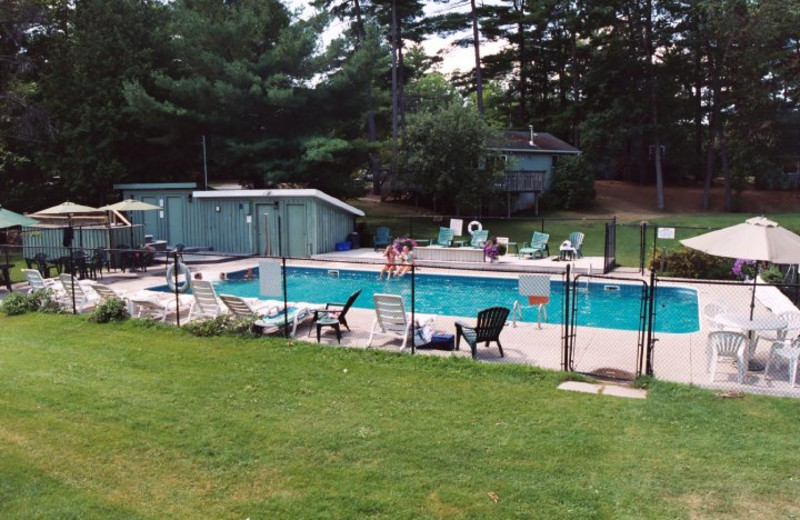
(367, 293, 435, 350)
(707, 330, 750, 384)
(21, 268, 61, 294)
(58, 274, 100, 313)
(188, 280, 222, 321)
(765, 338, 800, 387)
(756, 310, 800, 348)
(702, 303, 725, 331)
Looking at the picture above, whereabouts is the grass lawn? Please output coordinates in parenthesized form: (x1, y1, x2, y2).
(2, 314, 800, 519)
(351, 197, 800, 268)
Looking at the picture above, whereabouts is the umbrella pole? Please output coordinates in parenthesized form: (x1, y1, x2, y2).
(749, 263, 759, 320)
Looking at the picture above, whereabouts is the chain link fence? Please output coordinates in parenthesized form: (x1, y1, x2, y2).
(4, 241, 800, 397)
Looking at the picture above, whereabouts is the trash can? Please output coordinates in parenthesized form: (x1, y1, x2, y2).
(348, 232, 360, 249)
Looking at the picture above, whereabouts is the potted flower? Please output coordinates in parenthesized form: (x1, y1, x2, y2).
(483, 239, 499, 263)
(732, 259, 758, 281)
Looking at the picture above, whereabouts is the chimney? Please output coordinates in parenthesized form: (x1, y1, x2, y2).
(528, 125, 535, 147)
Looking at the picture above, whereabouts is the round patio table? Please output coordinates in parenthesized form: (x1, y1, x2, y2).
(714, 312, 788, 371)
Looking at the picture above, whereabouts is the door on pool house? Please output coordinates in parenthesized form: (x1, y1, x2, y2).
(141, 196, 160, 239)
(286, 203, 308, 257)
(255, 203, 279, 256)
(165, 196, 185, 247)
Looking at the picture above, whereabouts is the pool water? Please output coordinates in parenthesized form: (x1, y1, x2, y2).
(159, 266, 699, 333)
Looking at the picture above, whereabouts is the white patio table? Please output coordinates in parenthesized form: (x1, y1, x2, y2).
(714, 312, 788, 371)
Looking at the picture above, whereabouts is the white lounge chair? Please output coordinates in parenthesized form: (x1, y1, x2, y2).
(219, 294, 279, 319)
(254, 302, 317, 336)
(367, 293, 435, 350)
(707, 330, 750, 384)
(188, 280, 222, 321)
(21, 268, 61, 294)
(92, 283, 124, 301)
(58, 273, 100, 313)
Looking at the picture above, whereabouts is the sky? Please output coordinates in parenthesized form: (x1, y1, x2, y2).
(284, 0, 504, 74)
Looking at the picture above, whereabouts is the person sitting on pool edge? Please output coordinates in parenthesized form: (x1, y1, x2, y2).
(395, 244, 415, 277)
(378, 244, 397, 280)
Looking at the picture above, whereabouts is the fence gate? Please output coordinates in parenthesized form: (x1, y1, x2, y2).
(567, 274, 650, 380)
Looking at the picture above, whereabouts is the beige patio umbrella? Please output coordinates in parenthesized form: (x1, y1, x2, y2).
(99, 199, 161, 246)
(32, 201, 103, 247)
(681, 216, 800, 317)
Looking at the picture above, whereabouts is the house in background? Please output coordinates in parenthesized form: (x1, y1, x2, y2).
(114, 183, 364, 256)
(489, 129, 581, 216)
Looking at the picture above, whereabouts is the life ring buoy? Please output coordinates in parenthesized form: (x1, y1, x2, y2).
(467, 220, 482, 235)
(166, 262, 191, 293)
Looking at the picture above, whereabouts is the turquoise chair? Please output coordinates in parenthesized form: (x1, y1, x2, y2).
(432, 227, 455, 247)
(373, 226, 392, 251)
(568, 232, 585, 258)
(518, 232, 550, 259)
(465, 229, 489, 248)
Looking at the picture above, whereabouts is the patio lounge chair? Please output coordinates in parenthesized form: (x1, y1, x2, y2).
(464, 229, 489, 248)
(188, 280, 222, 321)
(432, 227, 455, 247)
(92, 283, 124, 301)
(373, 226, 392, 250)
(21, 268, 61, 294)
(367, 293, 436, 350)
(58, 273, 100, 313)
(707, 330, 750, 384)
(310, 289, 362, 343)
(518, 232, 550, 259)
(455, 306, 511, 359)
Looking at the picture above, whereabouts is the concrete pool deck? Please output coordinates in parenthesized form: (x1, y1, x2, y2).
(11, 250, 800, 399)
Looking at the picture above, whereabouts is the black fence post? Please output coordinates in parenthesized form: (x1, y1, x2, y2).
(639, 222, 647, 275)
(562, 263, 572, 371)
(282, 256, 289, 338)
(645, 269, 657, 376)
(411, 263, 416, 355)
(173, 252, 181, 327)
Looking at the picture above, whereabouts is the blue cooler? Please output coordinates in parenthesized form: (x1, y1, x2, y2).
(336, 241, 351, 251)
(429, 333, 455, 351)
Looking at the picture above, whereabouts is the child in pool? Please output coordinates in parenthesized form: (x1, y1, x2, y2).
(395, 245, 415, 277)
(378, 244, 398, 280)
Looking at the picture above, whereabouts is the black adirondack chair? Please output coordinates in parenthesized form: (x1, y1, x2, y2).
(311, 289, 363, 343)
(455, 307, 511, 359)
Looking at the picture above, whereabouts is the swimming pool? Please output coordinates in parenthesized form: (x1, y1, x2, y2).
(155, 266, 699, 333)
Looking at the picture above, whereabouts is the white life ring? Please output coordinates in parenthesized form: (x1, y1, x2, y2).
(467, 220, 482, 235)
(165, 262, 191, 293)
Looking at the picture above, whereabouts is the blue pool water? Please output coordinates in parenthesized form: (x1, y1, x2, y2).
(155, 266, 699, 333)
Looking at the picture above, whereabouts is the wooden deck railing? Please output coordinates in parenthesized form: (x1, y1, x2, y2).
(492, 171, 545, 192)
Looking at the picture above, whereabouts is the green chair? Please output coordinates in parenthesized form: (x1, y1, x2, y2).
(518, 232, 550, 259)
(464, 229, 489, 248)
(568, 232, 585, 258)
(455, 306, 511, 359)
(373, 226, 392, 251)
(432, 227, 455, 247)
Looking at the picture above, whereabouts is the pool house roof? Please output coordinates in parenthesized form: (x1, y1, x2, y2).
(192, 189, 365, 217)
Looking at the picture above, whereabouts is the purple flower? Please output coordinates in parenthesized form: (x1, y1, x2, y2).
(732, 259, 757, 280)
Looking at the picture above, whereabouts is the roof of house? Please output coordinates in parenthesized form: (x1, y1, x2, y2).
(489, 131, 580, 154)
(192, 189, 365, 217)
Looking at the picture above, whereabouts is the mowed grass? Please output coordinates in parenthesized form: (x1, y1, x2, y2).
(2, 314, 800, 519)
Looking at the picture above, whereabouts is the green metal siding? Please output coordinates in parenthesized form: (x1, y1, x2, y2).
(119, 188, 357, 255)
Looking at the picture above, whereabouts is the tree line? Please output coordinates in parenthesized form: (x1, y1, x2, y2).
(1, 0, 797, 213)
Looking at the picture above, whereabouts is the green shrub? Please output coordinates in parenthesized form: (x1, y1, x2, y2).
(760, 265, 784, 284)
(650, 246, 734, 279)
(542, 155, 596, 210)
(89, 298, 130, 324)
(1, 292, 34, 316)
(1, 289, 64, 316)
(183, 314, 261, 338)
(29, 289, 64, 314)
